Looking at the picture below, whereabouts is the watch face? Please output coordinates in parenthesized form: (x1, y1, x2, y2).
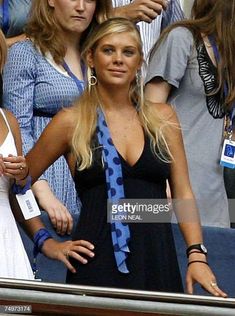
(200, 244, 207, 253)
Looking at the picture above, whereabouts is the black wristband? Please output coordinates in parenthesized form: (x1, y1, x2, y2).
(188, 251, 207, 256)
(186, 244, 207, 258)
(188, 260, 208, 267)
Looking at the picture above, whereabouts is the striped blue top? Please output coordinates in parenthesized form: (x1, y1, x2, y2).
(3, 40, 84, 214)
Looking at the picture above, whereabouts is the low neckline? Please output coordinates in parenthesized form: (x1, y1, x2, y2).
(202, 41, 217, 72)
(117, 136, 146, 169)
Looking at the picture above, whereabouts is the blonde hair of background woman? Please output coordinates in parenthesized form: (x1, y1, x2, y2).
(71, 18, 174, 171)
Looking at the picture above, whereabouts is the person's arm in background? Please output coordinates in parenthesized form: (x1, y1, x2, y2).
(145, 27, 193, 102)
(3, 42, 35, 159)
(145, 77, 171, 102)
(111, 0, 167, 23)
(145, 26, 192, 198)
(3, 41, 73, 235)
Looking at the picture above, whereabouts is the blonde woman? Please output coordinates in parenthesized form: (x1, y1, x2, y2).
(15, 18, 226, 296)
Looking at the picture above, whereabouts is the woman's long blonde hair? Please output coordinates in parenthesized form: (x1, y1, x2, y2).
(25, 0, 112, 64)
(71, 18, 173, 170)
(150, 0, 235, 110)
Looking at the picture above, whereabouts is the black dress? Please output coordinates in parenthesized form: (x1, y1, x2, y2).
(67, 136, 183, 292)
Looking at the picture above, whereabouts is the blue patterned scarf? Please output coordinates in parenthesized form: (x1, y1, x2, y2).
(97, 109, 130, 273)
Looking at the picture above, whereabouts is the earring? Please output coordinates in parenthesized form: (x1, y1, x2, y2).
(135, 70, 143, 111)
(89, 75, 97, 86)
(88, 67, 97, 87)
(136, 71, 142, 88)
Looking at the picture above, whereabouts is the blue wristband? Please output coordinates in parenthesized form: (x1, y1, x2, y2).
(12, 175, 31, 195)
(33, 228, 52, 277)
(33, 228, 52, 257)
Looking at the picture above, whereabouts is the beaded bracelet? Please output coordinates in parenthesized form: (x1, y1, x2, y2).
(188, 260, 209, 267)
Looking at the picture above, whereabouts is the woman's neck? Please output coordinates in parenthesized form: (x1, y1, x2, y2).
(63, 30, 81, 51)
(98, 86, 133, 112)
(201, 33, 217, 67)
(62, 32, 83, 78)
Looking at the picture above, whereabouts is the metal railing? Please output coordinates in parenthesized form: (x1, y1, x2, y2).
(0, 278, 235, 316)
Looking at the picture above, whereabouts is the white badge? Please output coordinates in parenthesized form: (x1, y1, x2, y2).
(220, 139, 235, 169)
(16, 189, 41, 220)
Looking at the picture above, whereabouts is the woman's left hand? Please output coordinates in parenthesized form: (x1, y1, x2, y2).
(186, 261, 227, 297)
(3, 154, 28, 181)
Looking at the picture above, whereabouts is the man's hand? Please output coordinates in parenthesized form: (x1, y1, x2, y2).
(112, 0, 168, 23)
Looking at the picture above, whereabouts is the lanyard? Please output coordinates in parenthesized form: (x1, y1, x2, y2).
(2, 0, 10, 34)
(208, 35, 235, 135)
(62, 61, 84, 93)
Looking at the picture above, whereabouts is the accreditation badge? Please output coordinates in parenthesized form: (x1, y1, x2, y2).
(16, 189, 41, 220)
(220, 138, 235, 169)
